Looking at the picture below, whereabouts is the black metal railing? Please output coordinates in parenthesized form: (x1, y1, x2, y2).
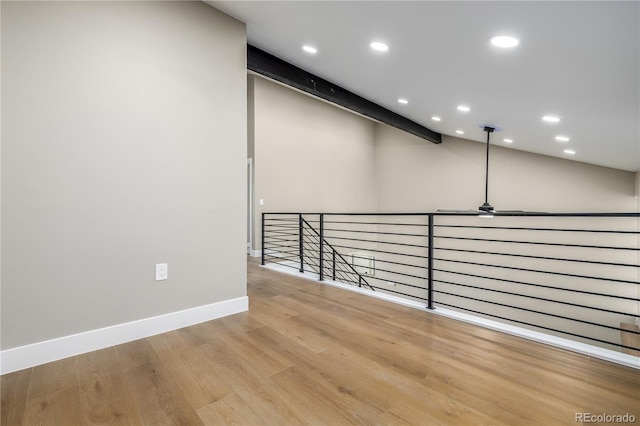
(261, 214, 373, 290)
(261, 212, 640, 355)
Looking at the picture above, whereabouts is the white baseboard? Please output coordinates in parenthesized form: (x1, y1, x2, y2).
(262, 263, 640, 370)
(432, 307, 640, 370)
(0, 296, 248, 375)
(249, 249, 262, 258)
(263, 262, 422, 309)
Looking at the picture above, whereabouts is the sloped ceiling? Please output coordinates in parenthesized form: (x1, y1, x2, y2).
(210, 1, 640, 172)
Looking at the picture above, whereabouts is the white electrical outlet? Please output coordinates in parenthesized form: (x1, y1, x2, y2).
(155, 263, 168, 281)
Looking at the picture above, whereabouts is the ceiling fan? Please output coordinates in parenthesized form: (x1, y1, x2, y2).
(437, 125, 541, 217)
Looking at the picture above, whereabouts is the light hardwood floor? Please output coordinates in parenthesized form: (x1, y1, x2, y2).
(2, 257, 639, 425)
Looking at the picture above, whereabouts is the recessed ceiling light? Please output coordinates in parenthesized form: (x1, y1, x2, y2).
(564, 149, 576, 155)
(431, 116, 441, 121)
(542, 115, 561, 123)
(457, 105, 470, 112)
(397, 98, 408, 105)
(456, 130, 464, 135)
(503, 138, 513, 143)
(555, 135, 570, 142)
(302, 45, 317, 54)
(370, 41, 389, 52)
(490, 35, 520, 48)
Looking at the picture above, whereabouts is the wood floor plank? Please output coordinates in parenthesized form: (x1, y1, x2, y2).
(196, 392, 264, 426)
(470, 326, 592, 377)
(207, 325, 293, 379)
(273, 314, 344, 353)
(251, 326, 366, 388)
(383, 309, 498, 349)
(176, 320, 226, 349)
(124, 362, 204, 426)
(199, 347, 269, 399)
(22, 386, 85, 426)
(209, 322, 272, 361)
(318, 346, 436, 411)
(195, 339, 249, 367)
(245, 328, 388, 424)
(585, 357, 640, 395)
(311, 347, 499, 426)
(230, 382, 307, 424)
(77, 347, 144, 425)
(450, 341, 594, 411)
(115, 339, 161, 372)
(269, 293, 327, 317)
(296, 309, 435, 380)
(320, 287, 412, 320)
(423, 351, 581, 425)
(380, 398, 493, 426)
(0, 368, 32, 426)
(244, 348, 294, 380)
(163, 348, 234, 410)
(580, 358, 640, 416)
(198, 383, 304, 426)
(246, 297, 301, 332)
(77, 347, 121, 379)
(27, 356, 78, 401)
(268, 365, 366, 425)
(193, 348, 304, 422)
(78, 373, 143, 426)
(215, 312, 264, 334)
(147, 329, 195, 364)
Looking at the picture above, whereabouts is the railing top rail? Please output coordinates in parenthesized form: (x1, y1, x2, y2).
(264, 212, 430, 216)
(264, 211, 640, 218)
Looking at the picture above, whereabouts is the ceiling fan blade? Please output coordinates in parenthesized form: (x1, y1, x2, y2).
(495, 210, 549, 214)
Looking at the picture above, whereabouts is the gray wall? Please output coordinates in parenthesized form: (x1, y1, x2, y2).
(252, 75, 378, 250)
(376, 124, 637, 213)
(1, 1, 247, 349)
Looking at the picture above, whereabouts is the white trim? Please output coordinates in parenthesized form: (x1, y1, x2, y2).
(0, 296, 248, 374)
(431, 307, 640, 369)
(263, 262, 640, 369)
(264, 262, 425, 310)
(249, 249, 262, 258)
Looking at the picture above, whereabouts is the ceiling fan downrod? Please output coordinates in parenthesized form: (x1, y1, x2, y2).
(478, 126, 495, 213)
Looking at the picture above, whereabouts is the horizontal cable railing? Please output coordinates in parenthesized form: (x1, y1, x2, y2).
(261, 212, 640, 355)
(262, 214, 374, 290)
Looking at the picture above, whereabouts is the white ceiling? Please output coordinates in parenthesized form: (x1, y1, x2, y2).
(210, 1, 640, 172)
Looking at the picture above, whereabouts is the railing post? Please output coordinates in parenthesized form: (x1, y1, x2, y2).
(427, 213, 434, 310)
(319, 214, 324, 281)
(299, 214, 304, 273)
(261, 212, 265, 265)
(332, 250, 336, 281)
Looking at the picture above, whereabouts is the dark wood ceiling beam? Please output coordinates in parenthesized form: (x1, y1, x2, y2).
(248, 45, 442, 144)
